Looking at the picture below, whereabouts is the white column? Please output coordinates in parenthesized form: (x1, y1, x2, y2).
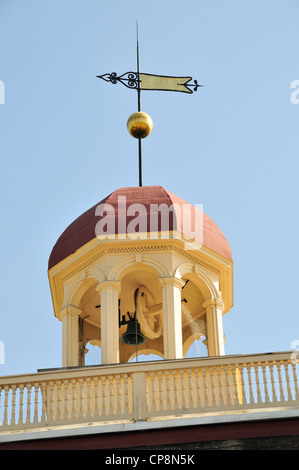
(60, 305, 82, 367)
(96, 280, 121, 365)
(159, 276, 185, 360)
(203, 298, 225, 356)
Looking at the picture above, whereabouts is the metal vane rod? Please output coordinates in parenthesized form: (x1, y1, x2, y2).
(136, 21, 142, 187)
(136, 21, 141, 112)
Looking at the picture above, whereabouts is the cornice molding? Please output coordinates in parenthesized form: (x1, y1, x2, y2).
(54, 242, 222, 284)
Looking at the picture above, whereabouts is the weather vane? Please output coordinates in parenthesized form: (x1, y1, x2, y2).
(97, 22, 202, 187)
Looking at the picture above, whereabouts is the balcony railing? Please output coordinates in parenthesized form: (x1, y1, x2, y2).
(0, 351, 298, 434)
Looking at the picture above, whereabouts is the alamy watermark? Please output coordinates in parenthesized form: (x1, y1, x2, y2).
(0, 340, 5, 364)
(290, 80, 299, 104)
(95, 196, 203, 250)
(0, 81, 5, 104)
(291, 340, 299, 365)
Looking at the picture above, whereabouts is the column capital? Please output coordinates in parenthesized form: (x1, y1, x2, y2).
(159, 276, 185, 290)
(96, 279, 121, 295)
(59, 305, 82, 321)
(202, 297, 224, 311)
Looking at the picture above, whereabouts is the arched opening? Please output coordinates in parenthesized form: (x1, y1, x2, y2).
(185, 338, 208, 358)
(180, 276, 207, 357)
(128, 349, 163, 363)
(84, 341, 102, 366)
(78, 283, 101, 366)
(118, 268, 163, 363)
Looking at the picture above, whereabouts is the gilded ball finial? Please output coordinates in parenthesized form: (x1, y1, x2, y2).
(127, 111, 153, 139)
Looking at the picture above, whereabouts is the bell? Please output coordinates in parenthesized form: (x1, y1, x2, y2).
(121, 317, 145, 345)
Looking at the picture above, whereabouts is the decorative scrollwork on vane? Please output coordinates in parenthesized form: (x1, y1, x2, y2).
(97, 72, 139, 89)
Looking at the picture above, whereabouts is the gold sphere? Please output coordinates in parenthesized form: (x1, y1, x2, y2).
(127, 112, 153, 139)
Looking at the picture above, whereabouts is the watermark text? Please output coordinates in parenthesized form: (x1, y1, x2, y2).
(0, 81, 4, 104)
(291, 340, 299, 365)
(95, 196, 203, 250)
(290, 80, 299, 104)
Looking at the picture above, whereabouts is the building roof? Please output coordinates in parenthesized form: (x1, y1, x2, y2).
(48, 185, 232, 270)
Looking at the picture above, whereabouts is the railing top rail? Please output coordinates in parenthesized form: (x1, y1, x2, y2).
(0, 351, 296, 387)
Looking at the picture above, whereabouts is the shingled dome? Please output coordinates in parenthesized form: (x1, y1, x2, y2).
(48, 186, 232, 270)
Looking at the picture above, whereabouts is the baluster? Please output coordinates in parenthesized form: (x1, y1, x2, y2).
(164, 371, 171, 411)
(128, 374, 134, 415)
(164, 371, 169, 411)
(168, 370, 176, 410)
(94, 377, 99, 418)
(161, 371, 167, 411)
(101, 377, 107, 416)
(188, 369, 196, 408)
(123, 374, 129, 415)
(91, 378, 96, 417)
(78, 378, 84, 419)
(11, 385, 17, 426)
(246, 364, 255, 405)
(171, 370, 177, 410)
(40, 382, 47, 424)
(223, 364, 231, 407)
(276, 362, 285, 403)
(33, 383, 40, 424)
(194, 368, 202, 408)
(156, 371, 163, 411)
(254, 363, 262, 404)
(115, 375, 121, 416)
(71, 379, 77, 420)
(3, 385, 9, 427)
(261, 362, 270, 404)
(283, 361, 293, 402)
(146, 373, 153, 413)
(210, 367, 217, 407)
(217, 366, 224, 407)
(179, 369, 187, 409)
(48, 382, 54, 423)
(26, 383, 32, 425)
(64, 380, 69, 421)
(185, 369, 191, 409)
(150, 372, 158, 411)
(56, 381, 62, 422)
(179, 369, 185, 410)
(239, 364, 247, 405)
(162, 371, 168, 410)
(232, 364, 240, 405)
(202, 367, 209, 408)
(268, 362, 277, 403)
(173, 370, 181, 411)
(18, 383, 24, 425)
(86, 377, 92, 418)
(291, 363, 299, 401)
(108, 376, 114, 415)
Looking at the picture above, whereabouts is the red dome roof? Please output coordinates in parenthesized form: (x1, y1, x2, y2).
(48, 186, 232, 270)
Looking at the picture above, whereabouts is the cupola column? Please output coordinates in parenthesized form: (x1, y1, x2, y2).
(203, 298, 225, 356)
(96, 280, 121, 365)
(159, 276, 185, 360)
(60, 305, 82, 367)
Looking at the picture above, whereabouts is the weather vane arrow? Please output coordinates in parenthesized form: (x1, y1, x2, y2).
(97, 22, 202, 187)
(97, 71, 201, 94)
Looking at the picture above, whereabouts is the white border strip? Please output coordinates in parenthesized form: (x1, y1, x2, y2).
(1, 408, 299, 444)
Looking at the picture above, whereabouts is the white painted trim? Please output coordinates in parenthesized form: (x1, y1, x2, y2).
(1, 407, 298, 444)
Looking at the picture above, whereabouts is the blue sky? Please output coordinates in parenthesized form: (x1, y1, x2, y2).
(0, 0, 298, 375)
